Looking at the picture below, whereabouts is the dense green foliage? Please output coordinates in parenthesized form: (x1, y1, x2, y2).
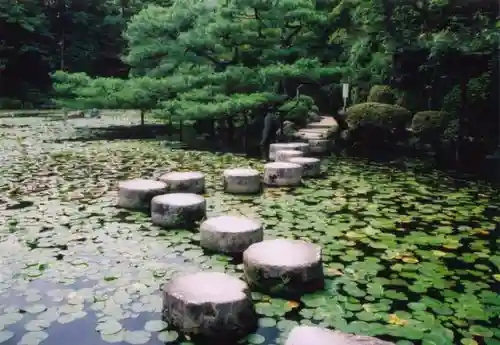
(410, 111, 453, 140)
(2, 0, 499, 159)
(367, 85, 396, 105)
(346, 102, 412, 129)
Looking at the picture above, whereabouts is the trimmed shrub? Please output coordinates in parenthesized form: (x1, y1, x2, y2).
(367, 85, 396, 104)
(410, 110, 453, 137)
(346, 102, 412, 131)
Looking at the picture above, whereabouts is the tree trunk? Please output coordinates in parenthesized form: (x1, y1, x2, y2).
(140, 110, 145, 126)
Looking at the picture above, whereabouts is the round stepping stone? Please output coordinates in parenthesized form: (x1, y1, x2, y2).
(200, 216, 263, 253)
(285, 326, 395, 345)
(263, 162, 303, 187)
(308, 139, 330, 153)
(275, 149, 304, 162)
(243, 239, 324, 294)
(117, 179, 167, 211)
(151, 193, 206, 228)
(159, 171, 205, 194)
(269, 142, 309, 160)
(162, 271, 257, 338)
(223, 168, 261, 194)
(288, 157, 321, 177)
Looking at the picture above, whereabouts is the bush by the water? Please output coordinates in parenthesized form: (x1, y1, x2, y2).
(410, 110, 454, 140)
(366, 85, 396, 104)
(346, 102, 412, 131)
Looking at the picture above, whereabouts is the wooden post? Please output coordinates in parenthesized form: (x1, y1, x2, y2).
(243, 113, 248, 153)
(179, 119, 183, 142)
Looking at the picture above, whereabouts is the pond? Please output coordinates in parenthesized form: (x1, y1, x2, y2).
(0, 114, 499, 345)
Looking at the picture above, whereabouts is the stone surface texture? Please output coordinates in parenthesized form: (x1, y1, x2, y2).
(200, 216, 264, 253)
(275, 149, 304, 162)
(159, 171, 205, 194)
(243, 239, 324, 293)
(285, 326, 395, 345)
(151, 193, 206, 228)
(117, 179, 168, 210)
(263, 162, 303, 187)
(269, 142, 309, 160)
(288, 157, 321, 177)
(223, 168, 261, 194)
(163, 272, 257, 338)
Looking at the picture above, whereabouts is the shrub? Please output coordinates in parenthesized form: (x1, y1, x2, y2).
(410, 110, 453, 138)
(367, 85, 396, 104)
(346, 102, 412, 131)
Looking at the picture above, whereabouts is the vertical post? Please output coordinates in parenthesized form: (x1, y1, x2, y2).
(210, 118, 216, 148)
(243, 113, 248, 153)
(456, 74, 468, 164)
(342, 83, 350, 111)
(179, 119, 183, 142)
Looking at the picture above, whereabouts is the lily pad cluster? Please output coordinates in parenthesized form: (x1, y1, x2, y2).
(0, 115, 499, 345)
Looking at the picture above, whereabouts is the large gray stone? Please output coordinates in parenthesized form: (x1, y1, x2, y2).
(151, 193, 206, 228)
(223, 168, 261, 194)
(117, 179, 167, 211)
(243, 239, 324, 294)
(263, 162, 303, 187)
(269, 142, 309, 160)
(285, 326, 395, 345)
(163, 272, 257, 338)
(288, 157, 321, 177)
(159, 171, 205, 194)
(275, 149, 304, 162)
(200, 216, 263, 253)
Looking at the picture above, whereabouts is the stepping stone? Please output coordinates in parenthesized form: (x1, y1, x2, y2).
(200, 216, 264, 253)
(243, 239, 324, 294)
(151, 193, 206, 228)
(163, 271, 257, 338)
(285, 326, 395, 345)
(263, 162, 303, 187)
(117, 179, 167, 211)
(275, 149, 304, 162)
(288, 157, 321, 177)
(308, 139, 331, 153)
(269, 142, 309, 160)
(223, 168, 261, 194)
(158, 171, 205, 194)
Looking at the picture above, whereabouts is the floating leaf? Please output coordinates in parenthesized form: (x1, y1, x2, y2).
(144, 320, 168, 332)
(157, 330, 179, 343)
(96, 319, 123, 335)
(247, 334, 266, 345)
(124, 330, 151, 345)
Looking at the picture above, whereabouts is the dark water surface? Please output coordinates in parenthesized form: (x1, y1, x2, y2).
(0, 115, 499, 345)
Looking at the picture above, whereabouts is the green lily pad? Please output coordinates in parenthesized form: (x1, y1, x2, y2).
(144, 320, 168, 332)
(247, 334, 266, 345)
(157, 330, 179, 343)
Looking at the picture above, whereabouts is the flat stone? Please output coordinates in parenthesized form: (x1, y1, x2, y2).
(269, 143, 309, 160)
(275, 149, 304, 162)
(223, 168, 261, 194)
(285, 326, 395, 345)
(287, 157, 321, 177)
(263, 162, 303, 187)
(159, 171, 205, 194)
(243, 239, 324, 294)
(151, 193, 206, 228)
(163, 272, 257, 338)
(308, 139, 331, 153)
(200, 216, 263, 253)
(117, 179, 168, 211)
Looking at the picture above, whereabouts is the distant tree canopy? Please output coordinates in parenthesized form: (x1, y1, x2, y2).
(2, 0, 498, 139)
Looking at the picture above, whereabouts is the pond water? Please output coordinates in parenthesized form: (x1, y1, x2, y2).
(0, 115, 499, 345)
